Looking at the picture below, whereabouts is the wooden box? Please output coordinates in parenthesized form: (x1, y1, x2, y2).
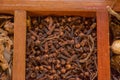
(0, 0, 120, 80)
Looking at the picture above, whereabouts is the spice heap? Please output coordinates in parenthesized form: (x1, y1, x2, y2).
(107, 6, 120, 80)
(0, 15, 13, 80)
(26, 16, 97, 80)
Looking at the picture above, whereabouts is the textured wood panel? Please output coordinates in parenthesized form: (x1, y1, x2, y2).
(0, 0, 119, 11)
(97, 9, 110, 80)
(13, 10, 26, 80)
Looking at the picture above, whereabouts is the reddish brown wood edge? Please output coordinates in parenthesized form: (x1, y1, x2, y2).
(0, 0, 120, 11)
(13, 10, 26, 80)
(97, 10, 110, 80)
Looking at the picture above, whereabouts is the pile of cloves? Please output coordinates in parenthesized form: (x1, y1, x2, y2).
(0, 15, 14, 80)
(26, 16, 97, 80)
(107, 6, 120, 80)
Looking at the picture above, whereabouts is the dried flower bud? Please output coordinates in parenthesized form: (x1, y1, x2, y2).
(75, 43, 80, 48)
(60, 31, 64, 36)
(56, 60, 60, 64)
(35, 40, 41, 45)
(31, 73, 36, 78)
(49, 75, 54, 80)
(56, 64, 61, 69)
(35, 66, 39, 70)
(44, 54, 49, 58)
(66, 64, 71, 70)
(61, 68, 66, 73)
(51, 69, 56, 74)
(47, 66, 52, 70)
(61, 59, 66, 65)
(31, 36, 36, 40)
(39, 66, 44, 70)
(84, 72, 89, 77)
(36, 56, 40, 61)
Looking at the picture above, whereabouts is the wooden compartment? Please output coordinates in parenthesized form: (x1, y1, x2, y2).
(0, 0, 120, 80)
(0, 11, 14, 80)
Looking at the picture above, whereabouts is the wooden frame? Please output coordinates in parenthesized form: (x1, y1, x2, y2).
(0, 0, 120, 80)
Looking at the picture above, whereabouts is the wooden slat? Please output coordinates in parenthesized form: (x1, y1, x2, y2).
(0, 0, 120, 12)
(97, 9, 110, 80)
(0, 0, 118, 11)
(13, 10, 26, 80)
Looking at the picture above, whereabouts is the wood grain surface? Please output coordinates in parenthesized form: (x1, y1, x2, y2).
(13, 10, 26, 80)
(97, 9, 110, 80)
(0, 0, 119, 12)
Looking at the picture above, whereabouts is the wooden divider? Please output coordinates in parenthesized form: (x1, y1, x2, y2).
(97, 9, 110, 80)
(13, 10, 26, 80)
